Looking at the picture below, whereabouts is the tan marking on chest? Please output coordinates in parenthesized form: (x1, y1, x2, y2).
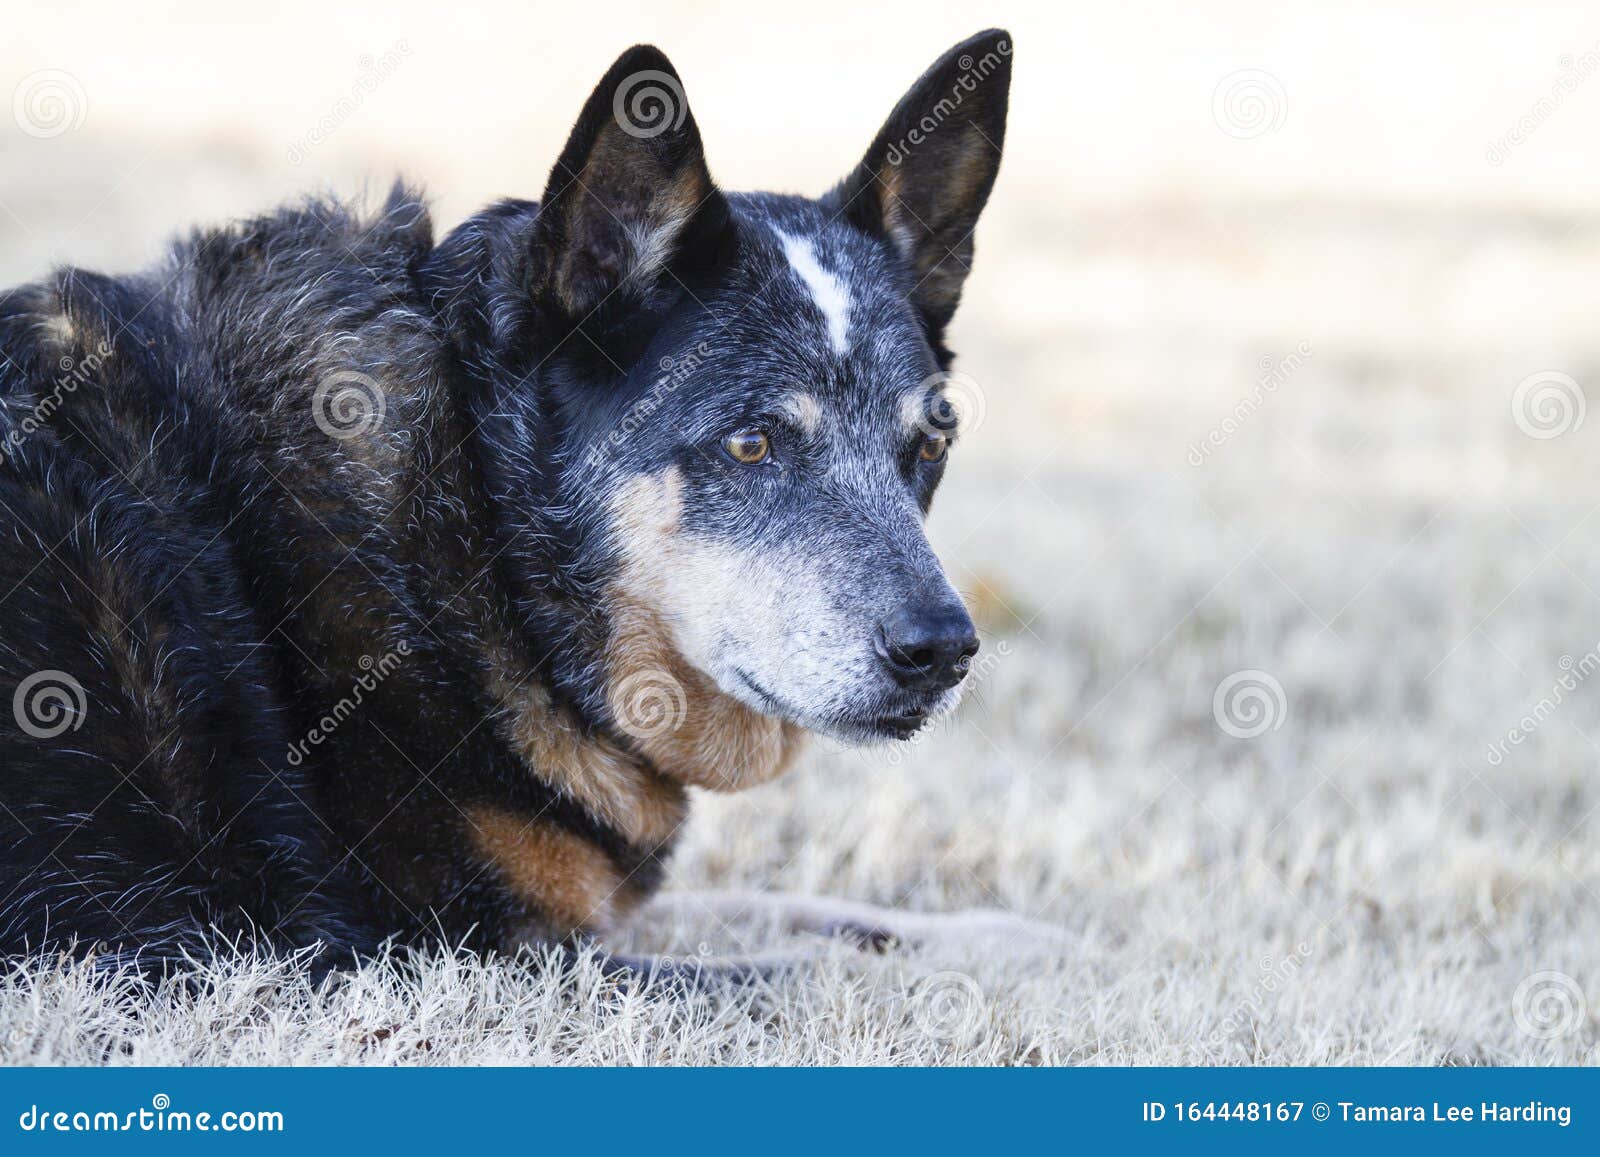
(467, 807, 636, 936)
(605, 592, 804, 790)
(483, 658, 687, 849)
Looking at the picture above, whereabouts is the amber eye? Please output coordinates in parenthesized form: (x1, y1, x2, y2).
(723, 429, 771, 465)
(918, 432, 950, 463)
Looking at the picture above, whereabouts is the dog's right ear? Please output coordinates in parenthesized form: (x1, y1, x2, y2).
(530, 46, 728, 325)
(827, 31, 1011, 356)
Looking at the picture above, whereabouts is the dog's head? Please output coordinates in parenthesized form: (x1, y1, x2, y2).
(531, 32, 1011, 764)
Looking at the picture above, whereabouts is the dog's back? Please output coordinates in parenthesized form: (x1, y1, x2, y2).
(0, 188, 500, 964)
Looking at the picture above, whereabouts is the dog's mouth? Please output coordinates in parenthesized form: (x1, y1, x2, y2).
(734, 669, 789, 715)
(854, 704, 930, 740)
(735, 669, 942, 743)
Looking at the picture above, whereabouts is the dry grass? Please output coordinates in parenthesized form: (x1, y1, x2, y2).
(7, 239, 1600, 1060)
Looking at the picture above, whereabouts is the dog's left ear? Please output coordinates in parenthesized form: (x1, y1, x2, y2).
(531, 45, 728, 324)
(827, 30, 1012, 350)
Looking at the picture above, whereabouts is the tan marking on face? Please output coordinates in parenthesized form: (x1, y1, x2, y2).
(781, 391, 825, 436)
(605, 469, 807, 791)
(466, 807, 637, 936)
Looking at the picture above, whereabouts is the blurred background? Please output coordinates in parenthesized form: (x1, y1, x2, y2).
(5, 1, 1600, 1061)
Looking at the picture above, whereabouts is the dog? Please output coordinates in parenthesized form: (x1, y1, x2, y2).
(0, 30, 1045, 979)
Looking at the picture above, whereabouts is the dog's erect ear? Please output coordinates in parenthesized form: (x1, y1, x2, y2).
(531, 45, 728, 324)
(827, 30, 1011, 346)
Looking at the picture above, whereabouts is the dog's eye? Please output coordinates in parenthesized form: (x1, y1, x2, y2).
(723, 429, 771, 465)
(918, 433, 949, 463)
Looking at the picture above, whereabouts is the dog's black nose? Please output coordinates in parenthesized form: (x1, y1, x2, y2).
(874, 602, 980, 693)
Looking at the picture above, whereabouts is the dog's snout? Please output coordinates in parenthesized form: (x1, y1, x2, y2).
(874, 601, 979, 692)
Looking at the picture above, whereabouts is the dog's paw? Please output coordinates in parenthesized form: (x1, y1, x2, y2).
(817, 908, 1068, 956)
(817, 918, 903, 953)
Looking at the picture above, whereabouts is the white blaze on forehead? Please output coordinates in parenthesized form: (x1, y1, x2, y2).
(776, 229, 851, 355)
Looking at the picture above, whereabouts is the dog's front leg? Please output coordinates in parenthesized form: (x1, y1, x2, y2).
(586, 891, 1067, 988)
(588, 943, 825, 991)
(643, 889, 1069, 953)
